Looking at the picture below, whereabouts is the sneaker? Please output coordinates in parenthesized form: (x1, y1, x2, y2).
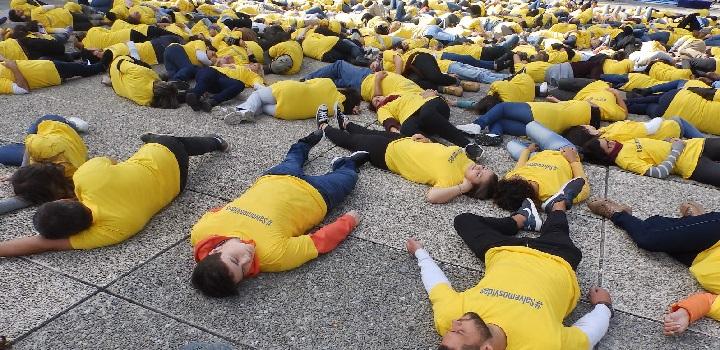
(186, 92, 202, 111)
(205, 134, 231, 152)
(66, 116, 89, 133)
(333, 101, 347, 130)
(298, 129, 324, 147)
(460, 81, 481, 92)
(456, 123, 483, 135)
(679, 201, 705, 217)
(474, 132, 502, 146)
(140, 132, 174, 144)
(200, 97, 216, 113)
(464, 143, 484, 163)
(101, 75, 112, 86)
(316, 104, 329, 128)
(587, 198, 632, 218)
(539, 82, 548, 95)
(331, 151, 370, 171)
(513, 198, 543, 231)
(224, 108, 255, 125)
(439, 85, 463, 96)
(541, 177, 585, 212)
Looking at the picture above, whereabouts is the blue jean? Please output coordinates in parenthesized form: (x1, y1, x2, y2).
(506, 122, 574, 160)
(191, 67, 245, 104)
(164, 44, 198, 81)
(705, 34, 720, 47)
(446, 2, 461, 11)
(304, 60, 371, 90)
(395, 1, 411, 21)
(473, 102, 532, 135)
(669, 116, 705, 138)
(424, 25, 457, 42)
(599, 74, 629, 89)
(612, 211, 720, 266)
(265, 142, 358, 210)
(0, 115, 74, 166)
(440, 52, 494, 70)
(641, 31, 670, 44)
(501, 34, 520, 50)
(648, 80, 686, 93)
(89, 0, 113, 12)
(448, 62, 509, 83)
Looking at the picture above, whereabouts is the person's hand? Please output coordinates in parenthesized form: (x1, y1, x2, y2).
(420, 89, 437, 98)
(406, 238, 423, 255)
(546, 95, 561, 103)
(376, 71, 388, 80)
(561, 147, 580, 162)
(412, 133, 431, 142)
(663, 307, 690, 336)
(589, 286, 612, 305)
(3, 59, 16, 68)
(346, 210, 361, 224)
(526, 143, 539, 152)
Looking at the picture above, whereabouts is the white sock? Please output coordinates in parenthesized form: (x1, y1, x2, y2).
(644, 117, 663, 135)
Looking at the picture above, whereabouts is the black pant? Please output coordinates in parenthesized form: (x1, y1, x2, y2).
(570, 55, 606, 79)
(547, 78, 596, 100)
(71, 13, 93, 31)
(454, 211, 582, 270)
(18, 37, 66, 60)
(144, 135, 221, 191)
(405, 52, 457, 90)
(688, 58, 716, 74)
(690, 138, 720, 187)
(321, 39, 363, 62)
(324, 123, 402, 169)
(52, 61, 105, 80)
(479, 45, 508, 61)
(400, 98, 470, 147)
(145, 26, 177, 40)
(151, 35, 184, 64)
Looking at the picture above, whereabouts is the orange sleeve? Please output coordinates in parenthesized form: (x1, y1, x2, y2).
(309, 214, 357, 254)
(671, 292, 718, 323)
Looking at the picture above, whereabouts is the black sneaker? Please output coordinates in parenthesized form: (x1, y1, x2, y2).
(513, 198, 543, 231)
(541, 177, 586, 212)
(299, 129, 324, 147)
(200, 97, 216, 113)
(464, 143, 484, 163)
(474, 132, 503, 146)
(334, 101, 347, 130)
(315, 104, 329, 128)
(205, 134, 230, 152)
(168, 80, 190, 91)
(186, 93, 202, 111)
(331, 151, 370, 172)
(140, 132, 174, 144)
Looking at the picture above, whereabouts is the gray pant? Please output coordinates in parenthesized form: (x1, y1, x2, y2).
(236, 86, 277, 116)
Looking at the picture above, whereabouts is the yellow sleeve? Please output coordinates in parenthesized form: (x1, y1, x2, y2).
(268, 44, 279, 58)
(377, 106, 395, 124)
(69, 225, 125, 250)
(560, 326, 590, 350)
(272, 235, 320, 272)
(616, 156, 653, 175)
(429, 283, 464, 336)
(0, 78, 14, 94)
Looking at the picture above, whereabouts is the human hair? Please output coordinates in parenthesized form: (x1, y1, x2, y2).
(612, 50, 626, 60)
(375, 24, 389, 35)
(466, 173, 498, 199)
(340, 88, 362, 114)
(562, 126, 598, 149)
(474, 94, 502, 114)
(533, 51, 549, 62)
(367, 100, 378, 112)
(8, 9, 26, 23)
(581, 139, 614, 166)
(33, 200, 92, 239)
(361, 13, 375, 24)
(11, 163, 73, 204)
(151, 81, 181, 109)
(469, 4, 482, 17)
(192, 254, 238, 298)
(493, 178, 537, 211)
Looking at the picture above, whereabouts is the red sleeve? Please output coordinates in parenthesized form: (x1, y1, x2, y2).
(671, 292, 718, 323)
(310, 214, 357, 254)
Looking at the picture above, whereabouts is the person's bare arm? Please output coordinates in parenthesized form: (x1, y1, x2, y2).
(393, 54, 403, 75)
(609, 88, 627, 112)
(426, 179, 473, 204)
(515, 143, 537, 168)
(3, 60, 30, 92)
(373, 70, 387, 97)
(0, 236, 72, 257)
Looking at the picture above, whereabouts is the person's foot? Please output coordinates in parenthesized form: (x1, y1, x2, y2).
(224, 108, 255, 125)
(331, 151, 370, 171)
(439, 85, 463, 96)
(663, 308, 690, 336)
(679, 201, 705, 217)
(299, 129, 324, 147)
(587, 198, 632, 218)
(200, 97, 216, 113)
(140, 132, 173, 144)
(474, 131, 502, 146)
(316, 104, 330, 129)
(460, 81, 481, 92)
(333, 101, 347, 131)
(456, 123, 483, 135)
(168, 80, 190, 91)
(186, 93, 202, 111)
(66, 116, 90, 133)
(101, 75, 112, 86)
(513, 198, 543, 231)
(464, 143, 484, 163)
(205, 134, 230, 152)
(541, 177, 585, 213)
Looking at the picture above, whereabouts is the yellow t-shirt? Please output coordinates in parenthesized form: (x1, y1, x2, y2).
(0, 39, 28, 60)
(529, 101, 592, 133)
(430, 246, 587, 349)
(691, 241, 720, 296)
(518, 61, 553, 83)
(377, 94, 436, 125)
(573, 81, 626, 121)
(270, 78, 345, 120)
(106, 41, 158, 65)
(181, 40, 208, 66)
(301, 32, 340, 60)
(25, 121, 87, 178)
(109, 56, 159, 106)
(600, 120, 680, 142)
(602, 59, 633, 75)
(615, 138, 704, 179)
(0, 60, 61, 94)
(212, 65, 264, 87)
(69, 144, 181, 249)
(621, 73, 667, 91)
(649, 62, 692, 81)
(384, 138, 473, 188)
(31, 7, 72, 29)
(190, 175, 325, 272)
(442, 44, 483, 59)
(505, 151, 589, 202)
(488, 73, 535, 102)
(268, 41, 304, 75)
(82, 27, 133, 49)
(360, 72, 423, 101)
(663, 90, 720, 135)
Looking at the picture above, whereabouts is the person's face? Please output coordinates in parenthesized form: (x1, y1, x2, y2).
(598, 138, 617, 155)
(465, 164, 495, 187)
(440, 313, 488, 349)
(581, 124, 601, 136)
(371, 95, 386, 108)
(209, 238, 255, 284)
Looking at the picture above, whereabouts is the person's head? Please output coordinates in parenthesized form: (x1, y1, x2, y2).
(611, 50, 626, 60)
(493, 177, 538, 211)
(581, 138, 618, 166)
(339, 88, 362, 114)
(369, 59, 382, 72)
(33, 199, 93, 239)
(562, 125, 599, 149)
(469, 4, 482, 17)
(191, 238, 256, 297)
(11, 163, 74, 204)
(464, 164, 498, 200)
(438, 312, 493, 350)
(369, 95, 389, 111)
(8, 9, 28, 22)
(126, 12, 142, 25)
(375, 24, 389, 35)
(151, 81, 181, 109)
(473, 94, 502, 115)
(269, 54, 293, 74)
(533, 51, 549, 62)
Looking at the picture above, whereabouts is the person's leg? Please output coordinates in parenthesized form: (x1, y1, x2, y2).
(418, 110, 470, 147)
(347, 122, 404, 138)
(599, 74, 629, 88)
(51, 61, 104, 80)
(304, 60, 343, 82)
(440, 52, 494, 70)
(236, 86, 273, 115)
(506, 139, 531, 160)
(525, 121, 574, 151)
(448, 62, 508, 83)
(479, 45, 508, 61)
(494, 119, 527, 136)
(653, 89, 680, 118)
(334, 39, 364, 60)
(670, 116, 705, 138)
(0, 143, 25, 166)
(27, 115, 72, 134)
(70, 13, 93, 31)
(190, 68, 216, 96)
(699, 138, 720, 160)
(209, 75, 245, 104)
(690, 155, 720, 187)
(410, 53, 457, 86)
(453, 213, 525, 260)
(151, 35, 183, 63)
(705, 35, 720, 47)
(163, 44, 186, 77)
(301, 157, 358, 210)
(530, 210, 582, 270)
(687, 58, 716, 74)
(265, 141, 311, 177)
(556, 78, 595, 92)
(648, 80, 686, 94)
(545, 88, 577, 101)
(474, 102, 532, 128)
(501, 34, 519, 50)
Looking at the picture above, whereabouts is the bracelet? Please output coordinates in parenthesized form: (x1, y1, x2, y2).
(593, 301, 615, 318)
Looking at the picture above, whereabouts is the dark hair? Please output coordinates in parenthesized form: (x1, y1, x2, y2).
(11, 163, 73, 204)
(562, 126, 598, 148)
(611, 50, 626, 60)
(126, 14, 141, 25)
(474, 94, 502, 115)
(469, 4, 482, 17)
(493, 178, 537, 211)
(367, 100, 378, 112)
(340, 88, 362, 114)
(33, 200, 92, 239)
(467, 173, 498, 199)
(375, 24, 389, 35)
(105, 11, 117, 21)
(192, 254, 238, 297)
(361, 13, 375, 24)
(151, 81, 181, 109)
(581, 139, 614, 166)
(8, 9, 26, 23)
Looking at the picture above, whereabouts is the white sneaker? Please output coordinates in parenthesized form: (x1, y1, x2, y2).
(224, 109, 254, 125)
(66, 116, 89, 133)
(456, 123, 483, 135)
(539, 82, 548, 94)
